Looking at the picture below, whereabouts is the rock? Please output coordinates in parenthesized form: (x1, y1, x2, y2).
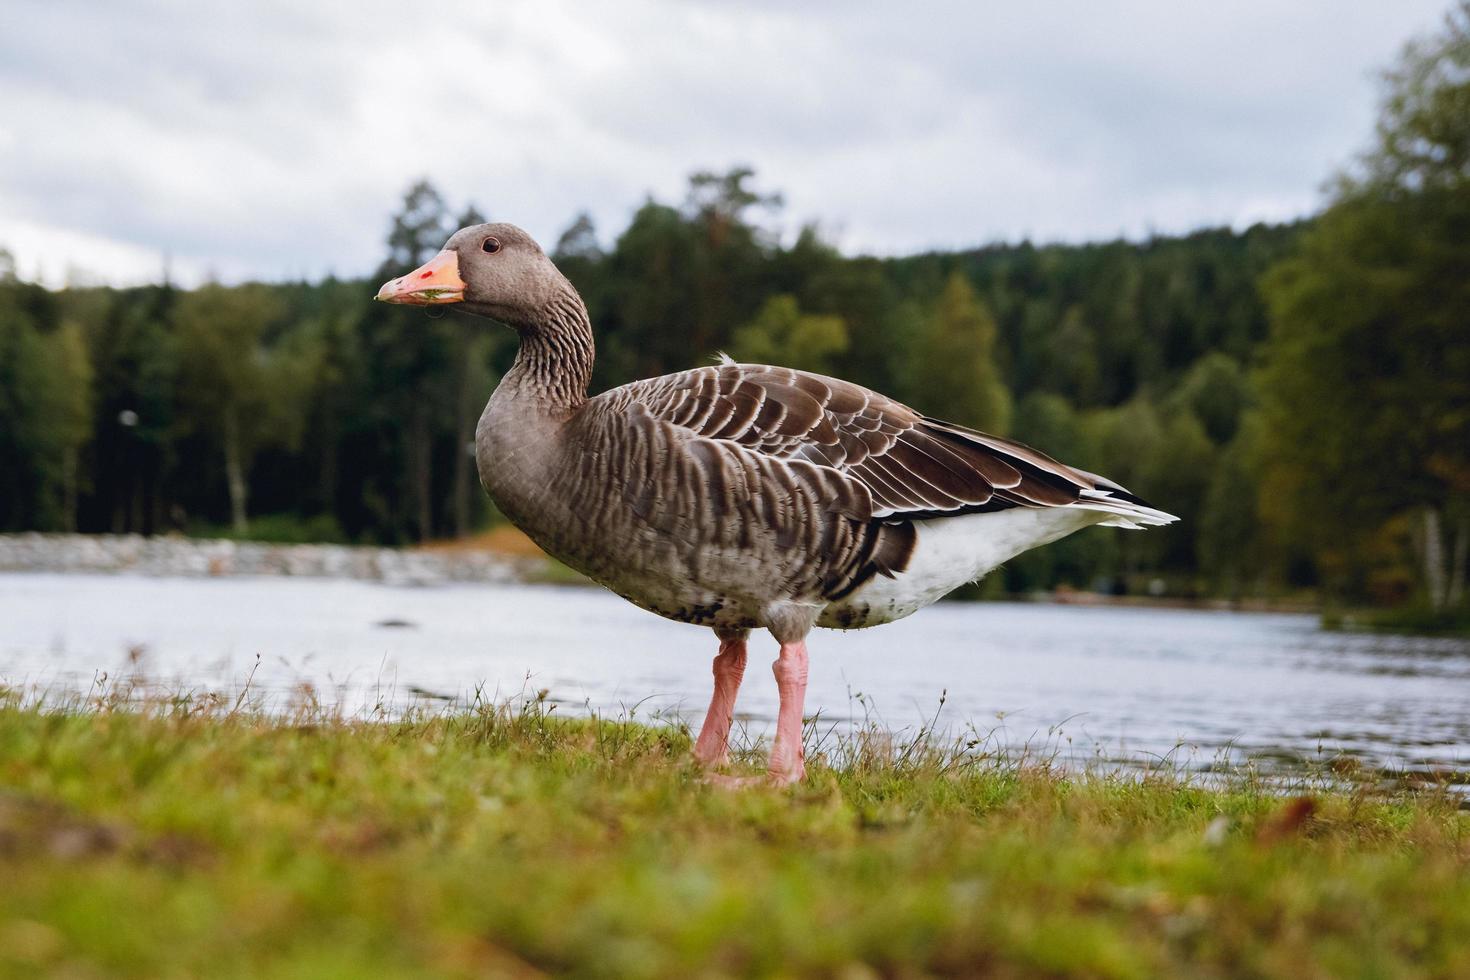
(0, 533, 538, 586)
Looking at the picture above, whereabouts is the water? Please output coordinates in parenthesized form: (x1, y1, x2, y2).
(4, 572, 1470, 784)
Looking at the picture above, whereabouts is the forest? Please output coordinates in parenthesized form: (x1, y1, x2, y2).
(1, 10, 1465, 615)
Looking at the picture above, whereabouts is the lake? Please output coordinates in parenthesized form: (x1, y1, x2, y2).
(4, 572, 1469, 786)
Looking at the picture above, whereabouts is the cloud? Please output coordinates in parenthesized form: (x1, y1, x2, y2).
(0, 0, 1451, 285)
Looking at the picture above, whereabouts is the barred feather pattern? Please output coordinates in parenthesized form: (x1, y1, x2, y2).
(478, 279, 1174, 635)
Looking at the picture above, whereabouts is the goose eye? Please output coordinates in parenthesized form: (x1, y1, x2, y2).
(481, 237, 502, 254)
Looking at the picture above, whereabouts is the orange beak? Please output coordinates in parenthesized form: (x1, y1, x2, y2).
(375, 250, 466, 305)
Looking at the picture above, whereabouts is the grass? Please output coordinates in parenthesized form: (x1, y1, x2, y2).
(186, 512, 351, 545)
(1323, 603, 1470, 637)
(1, 686, 1468, 979)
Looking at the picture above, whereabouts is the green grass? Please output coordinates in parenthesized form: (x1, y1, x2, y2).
(186, 512, 351, 545)
(0, 688, 1467, 979)
(1323, 604, 1470, 637)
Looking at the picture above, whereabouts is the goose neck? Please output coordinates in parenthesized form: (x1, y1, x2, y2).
(504, 287, 594, 415)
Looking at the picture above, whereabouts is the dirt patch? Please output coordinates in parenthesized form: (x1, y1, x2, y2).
(418, 525, 547, 559)
(0, 791, 212, 869)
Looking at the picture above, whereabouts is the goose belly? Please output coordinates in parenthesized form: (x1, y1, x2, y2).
(487, 480, 780, 631)
(523, 520, 775, 630)
(818, 507, 1104, 629)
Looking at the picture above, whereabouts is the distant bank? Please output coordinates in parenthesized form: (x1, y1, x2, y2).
(0, 532, 1313, 616)
(0, 532, 538, 587)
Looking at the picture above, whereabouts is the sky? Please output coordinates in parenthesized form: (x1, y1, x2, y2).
(0, 0, 1453, 287)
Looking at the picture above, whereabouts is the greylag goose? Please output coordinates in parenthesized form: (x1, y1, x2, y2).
(377, 223, 1177, 785)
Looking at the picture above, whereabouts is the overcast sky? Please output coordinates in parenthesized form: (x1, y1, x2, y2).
(1, 0, 1452, 287)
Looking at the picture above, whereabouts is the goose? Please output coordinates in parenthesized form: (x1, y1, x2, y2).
(377, 223, 1177, 785)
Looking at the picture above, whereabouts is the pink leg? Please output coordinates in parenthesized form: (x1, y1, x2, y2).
(693, 632, 747, 768)
(766, 639, 809, 785)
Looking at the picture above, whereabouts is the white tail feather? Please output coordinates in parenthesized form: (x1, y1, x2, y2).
(1075, 490, 1179, 530)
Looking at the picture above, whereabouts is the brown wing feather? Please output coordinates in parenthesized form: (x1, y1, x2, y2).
(613, 362, 1104, 521)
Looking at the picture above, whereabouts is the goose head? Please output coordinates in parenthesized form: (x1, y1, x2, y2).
(375, 222, 566, 328)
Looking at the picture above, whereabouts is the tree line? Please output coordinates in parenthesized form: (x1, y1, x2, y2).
(2, 4, 1465, 611)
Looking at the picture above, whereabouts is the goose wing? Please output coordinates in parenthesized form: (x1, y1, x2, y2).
(609, 361, 1161, 523)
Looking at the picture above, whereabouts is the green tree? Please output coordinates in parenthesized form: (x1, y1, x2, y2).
(730, 295, 848, 375)
(681, 168, 780, 362)
(1081, 399, 1167, 586)
(604, 200, 700, 383)
(1142, 410, 1216, 573)
(684, 166, 782, 242)
(456, 204, 488, 229)
(1259, 3, 1470, 608)
(175, 285, 315, 532)
(793, 245, 910, 396)
(1359, 1, 1470, 197)
(366, 180, 460, 541)
(46, 321, 94, 530)
(0, 288, 64, 529)
(1012, 391, 1084, 464)
(87, 292, 179, 535)
(553, 212, 602, 262)
(381, 179, 453, 274)
(908, 272, 1012, 433)
(1005, 393, 1119, 592)
(1169, 351, 1248, 444)
(1042, 306, 1102, 406)
(1199, 421, 1263, 599)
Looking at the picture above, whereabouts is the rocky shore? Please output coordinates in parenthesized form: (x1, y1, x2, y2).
(0, 533, 538, 587)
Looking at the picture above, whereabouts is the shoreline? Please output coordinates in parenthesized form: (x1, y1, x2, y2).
(0, 532, 1318, 614)
(0, 531, 541, 588)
